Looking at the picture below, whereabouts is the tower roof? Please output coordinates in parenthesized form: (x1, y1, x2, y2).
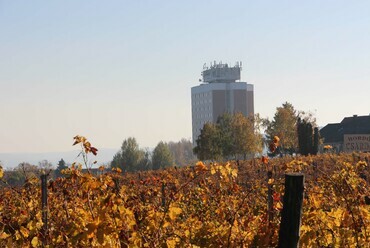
(201, 62, 242, 83)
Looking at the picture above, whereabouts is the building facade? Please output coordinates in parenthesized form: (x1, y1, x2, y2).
(320, 114, 370, 153)
(191, 62, 254, 144)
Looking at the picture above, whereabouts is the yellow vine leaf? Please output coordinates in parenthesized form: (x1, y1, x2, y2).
(356, 161, 367, 169)
(276, 201, 283, 210)
(225, 162, 232, 173)
(210, 165, 216, 175)
(31, 236, 39, 247)
(169, 206, 182, 220)
(166, 238, 180, 248)
(0, 232, 10, 239)
(163, 221, 171, 228)
(231, 168, 238, 178)
(220, 166, 228, 179)
(195, 161, 207, 172)
(130, 231, 142, 247)
(15, 231, 21, 240)
(19, 226, 29, 238)
(0, 165, 3, 179)
(312, 195, 321, 209)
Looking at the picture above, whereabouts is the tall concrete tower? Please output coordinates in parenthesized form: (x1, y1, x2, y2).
(191, 62, 254, 144)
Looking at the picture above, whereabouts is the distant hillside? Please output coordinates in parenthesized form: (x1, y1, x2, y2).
(0, 148, 118, 169)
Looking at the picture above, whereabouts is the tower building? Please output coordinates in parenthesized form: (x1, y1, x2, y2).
(191, 62, 254, 144)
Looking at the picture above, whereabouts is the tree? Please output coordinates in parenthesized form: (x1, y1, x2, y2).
(168, 139, 197, 166)
(152, 141, 174, 170)
(217, 113, 235, 158)
(297, 117, 320, 156)
(5, 170, 24, 186)
(55, 159, 68, 178)
(193, 122, 222, 161)
(137, 149, 152, 171)
(111, 152, 122, 169)
(38, 159, 54, 178)
(231, 113, 264, 159)
(194, 113, 263, 160)
(111, 137, 148, 172)
(121, 138, 144, 172)
(38, 160, 53, 170)
(264, 102, 298, 154)
(6, 162, 39, 185)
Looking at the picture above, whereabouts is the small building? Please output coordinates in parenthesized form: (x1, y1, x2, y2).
(320, 114, 370, 153)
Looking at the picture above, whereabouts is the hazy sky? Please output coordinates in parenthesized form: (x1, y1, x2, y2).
(0, 1, 369, 153)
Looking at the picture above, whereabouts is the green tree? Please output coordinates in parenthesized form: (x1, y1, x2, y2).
(264, 102, 298, 154)
(111, 152, 122, 169)
(194, 113, 264, 161)
(297, 117, 320, 156)
(217, 113, 235, 158)
(219, 113, 264, 159)
(5, 170, 24, 186)
(7, 162, 39, 185)
(19, 162, 39, 179)
(55, 159, 68, 178)
(193, 122, 222, 161)
(152, 141, 173, 170)
(111, 137, 149, 172)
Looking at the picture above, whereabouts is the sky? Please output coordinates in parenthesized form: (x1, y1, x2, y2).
(0, 0, 369, 154)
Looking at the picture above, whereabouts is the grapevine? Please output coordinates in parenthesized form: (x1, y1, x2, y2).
(0, 137, 369, 247)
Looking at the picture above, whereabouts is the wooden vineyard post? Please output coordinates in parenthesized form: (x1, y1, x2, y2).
(278, 173, 304, 248)
(40, 174, 48, 246)
(313, 162, 318, 182)
(267, 170, 273, 225)
(161, 182, 166, 209)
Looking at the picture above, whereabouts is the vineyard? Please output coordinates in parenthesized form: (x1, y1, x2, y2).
(1, 147, 370, 247)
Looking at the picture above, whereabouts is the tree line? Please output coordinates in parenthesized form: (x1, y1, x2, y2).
(110, 138, 197, 172)
(110, 102, 319, 172)
(1, 159, 68, 186)
(194, 102, 319, 161)
(1, 137, 197, 185)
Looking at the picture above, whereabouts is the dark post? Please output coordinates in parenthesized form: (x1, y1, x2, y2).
(313, 162, 317, 182)
(267, 171, 273, 225)
(313, 127, 319, 155)
(278, 173, 304, 248)
(40, 174, 48, 245)
(161, 182, 166, 209)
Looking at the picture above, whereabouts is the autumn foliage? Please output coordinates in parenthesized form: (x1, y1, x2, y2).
(1, 137, 370, 247)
